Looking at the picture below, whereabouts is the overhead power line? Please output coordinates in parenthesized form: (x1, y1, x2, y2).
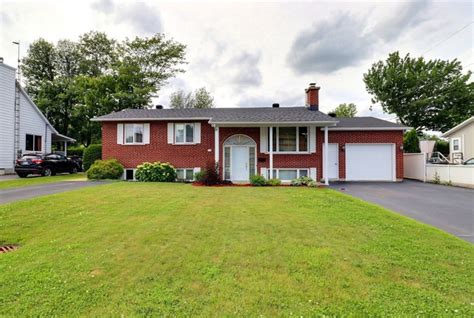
(422, 20, 474, 55)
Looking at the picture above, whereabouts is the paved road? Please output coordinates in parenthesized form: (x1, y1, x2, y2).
(0, 181, 107, 205)
(332, 180, 474, 243)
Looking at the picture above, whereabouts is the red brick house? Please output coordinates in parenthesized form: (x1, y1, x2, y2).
(92, 84, 407, 184)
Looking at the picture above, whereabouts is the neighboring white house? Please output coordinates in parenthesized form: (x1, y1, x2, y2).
(441, 116, 474, 163)
(0, 61, 74, 174)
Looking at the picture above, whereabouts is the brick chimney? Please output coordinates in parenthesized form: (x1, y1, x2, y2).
(305, 82, 320, 111)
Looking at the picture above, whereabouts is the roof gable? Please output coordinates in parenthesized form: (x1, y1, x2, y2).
(441, 117, 474, 137)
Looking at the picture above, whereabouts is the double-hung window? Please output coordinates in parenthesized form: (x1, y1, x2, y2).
(268, 127, 308, 153)
(452, 138, 461, 152)
(25, 134, 42, 151)
(175, 123, 195, 144)
(124, 124, 144, 144)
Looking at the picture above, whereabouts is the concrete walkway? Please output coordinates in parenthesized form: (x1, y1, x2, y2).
(332, 180, 474, 243)
(0, 181, 108, 205)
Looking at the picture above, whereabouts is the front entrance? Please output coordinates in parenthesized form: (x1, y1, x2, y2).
(324, 143, 339, 180)
(231, 146, 249, 181)
(223, 134, 257, 182)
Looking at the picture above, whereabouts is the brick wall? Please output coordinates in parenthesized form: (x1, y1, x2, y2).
(102, 121, 403, 180)
(325, 130, 404, 180)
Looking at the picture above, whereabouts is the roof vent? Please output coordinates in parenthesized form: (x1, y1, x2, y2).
(155, 105, 163, 109)
(328, 112, 337, 117)
(0, 57, 3, 63)
(272, 103, 279, 108)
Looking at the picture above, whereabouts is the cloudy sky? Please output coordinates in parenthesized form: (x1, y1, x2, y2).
(1, 0, 472, 119)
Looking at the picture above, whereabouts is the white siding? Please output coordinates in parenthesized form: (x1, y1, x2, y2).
(0, 64, 16, 170)
(19, 91, 52, 154)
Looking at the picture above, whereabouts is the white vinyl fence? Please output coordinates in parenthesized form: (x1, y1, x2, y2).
(404, 153, 474, 188)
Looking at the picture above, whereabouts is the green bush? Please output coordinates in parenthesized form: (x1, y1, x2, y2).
(200, 162, 221, 186)
(194, 170, 205, 183)
(291, 176, 314, 186)
(135, 162, 177, 182)
(250, 175, 267, 186)
(86, 159, 124, 180)
(403, 129, 420, 153)
(83, 144, 102, 171)
(267, 178, 281, 186)
(434, 139, 449, 156)
(67, 146, 85, 157)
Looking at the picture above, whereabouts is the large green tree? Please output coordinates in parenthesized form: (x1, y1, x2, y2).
(21, 32, 186, 145)
(331, 103, 357, 117)
(363, 52, 474, 132)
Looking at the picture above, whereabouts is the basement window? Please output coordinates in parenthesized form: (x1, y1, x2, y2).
(125, 169, 135, 181)
(176, 168, 194, 181)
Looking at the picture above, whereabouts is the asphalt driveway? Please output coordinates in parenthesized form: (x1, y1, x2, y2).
(332, 180, 474, 243)
(0, 181, 107, 205)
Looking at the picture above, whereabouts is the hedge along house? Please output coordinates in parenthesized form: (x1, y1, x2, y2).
(92, 83, 407, 184)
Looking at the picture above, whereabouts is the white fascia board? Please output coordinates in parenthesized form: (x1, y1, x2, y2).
(441, 117, 474, 137)
(322, 127, 408, 131)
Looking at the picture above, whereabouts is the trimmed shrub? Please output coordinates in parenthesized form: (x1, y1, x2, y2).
(67, 146, 85, 157)
(200, 162, 221, 186)
(291, 176, 314, 186)
(250, 175, 267, 186)
(86, 159, 124, 180)
(135, 162, 177, 182)
(267, 178, 281, 186)
(83, 144, 102, 171)
(194, 170, 205, 183)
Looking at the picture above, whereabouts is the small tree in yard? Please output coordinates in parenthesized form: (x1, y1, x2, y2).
(403, 129, 420, 153)
(83, 144, 102, 171)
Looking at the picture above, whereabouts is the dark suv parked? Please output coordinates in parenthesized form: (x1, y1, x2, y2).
(15, 153, 80, 178)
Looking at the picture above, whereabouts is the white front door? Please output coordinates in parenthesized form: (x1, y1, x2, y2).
(231, 146, 249, 181)
(324, 143, 339, 179)
(345, 144, 394, 181)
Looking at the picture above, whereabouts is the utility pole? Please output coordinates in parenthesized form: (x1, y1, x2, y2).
(12, 41, 21, 161)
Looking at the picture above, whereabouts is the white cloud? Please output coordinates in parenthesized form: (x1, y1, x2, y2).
(0, 0, 471, 120)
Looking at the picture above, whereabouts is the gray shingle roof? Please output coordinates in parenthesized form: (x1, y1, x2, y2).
(92, 107, 337, 124)
(328, 117, 407, 129)
(91, 107, 407, 129)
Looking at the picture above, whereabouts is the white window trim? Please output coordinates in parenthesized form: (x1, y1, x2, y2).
(25, 134, 43, 152)
(124, 123, 145, 145)
(176, 168, 195, 181)
(268, 127, 310, 154)
(269, 168, 310, 180)
(174, 123, 196, 145)
(451, 137, 462, 153)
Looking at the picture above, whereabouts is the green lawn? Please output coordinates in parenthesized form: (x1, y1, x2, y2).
(0, 183, 472, 316)
(0, 173, 85, 190)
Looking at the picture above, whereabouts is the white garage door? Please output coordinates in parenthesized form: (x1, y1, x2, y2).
(346, 144, 394, 181)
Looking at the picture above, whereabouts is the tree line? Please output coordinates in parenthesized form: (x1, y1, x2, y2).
(22, 31, 186, 146)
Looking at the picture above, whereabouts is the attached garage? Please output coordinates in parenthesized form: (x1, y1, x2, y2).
(345, 144, 395, 181)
